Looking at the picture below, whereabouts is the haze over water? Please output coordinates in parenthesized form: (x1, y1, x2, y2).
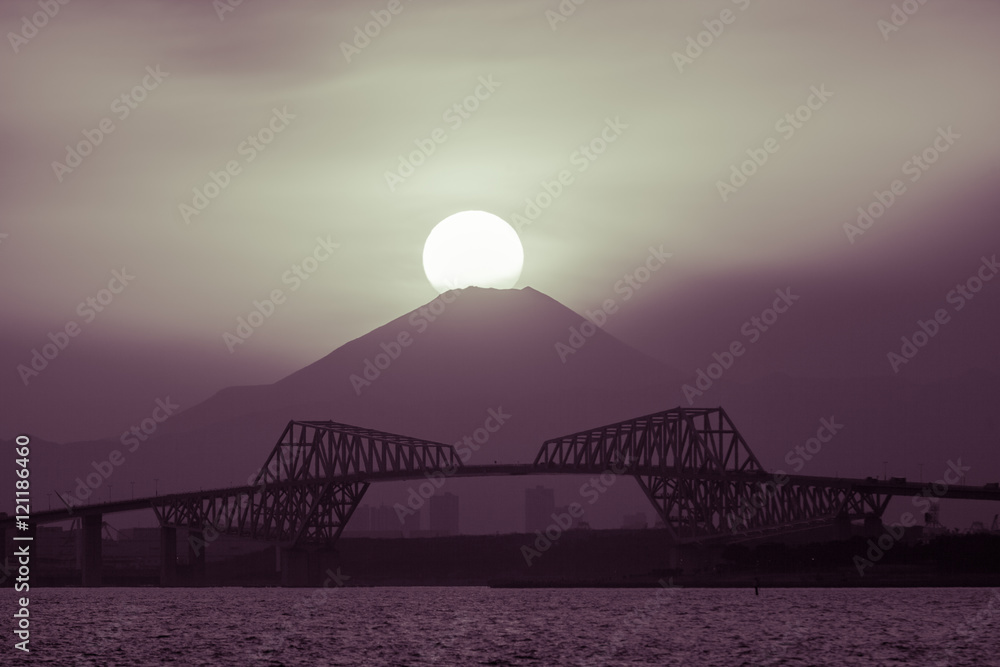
(6, 587, 998, 666)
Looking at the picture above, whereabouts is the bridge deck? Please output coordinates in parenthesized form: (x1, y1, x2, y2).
(4, 465, 1000, 529)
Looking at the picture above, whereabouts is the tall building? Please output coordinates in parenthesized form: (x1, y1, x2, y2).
(622, 512, 647, 529)
(400, 506, 421, 536)
(429, 492, 460, 535)
(525, 485, 555, 533)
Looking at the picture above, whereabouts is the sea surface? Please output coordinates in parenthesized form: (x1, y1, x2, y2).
(3, 587, 999, 666)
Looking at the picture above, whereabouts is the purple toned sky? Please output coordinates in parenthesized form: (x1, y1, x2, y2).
(2, 0, 1000, 444)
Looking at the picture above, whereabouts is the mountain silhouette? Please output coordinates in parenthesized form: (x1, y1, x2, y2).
(15, 287, 687, 521)
(7, 287, 998, 532)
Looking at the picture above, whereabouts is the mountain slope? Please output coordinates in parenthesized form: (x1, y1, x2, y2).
(21, 287, 687, 512)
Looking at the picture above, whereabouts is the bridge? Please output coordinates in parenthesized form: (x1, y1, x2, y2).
(4, 407, 999, 586)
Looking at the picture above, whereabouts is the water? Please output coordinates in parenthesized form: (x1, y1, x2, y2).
(4, 587, 998, 666)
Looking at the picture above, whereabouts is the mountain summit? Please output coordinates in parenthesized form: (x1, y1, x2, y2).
(13, 287, 1000, 533)
(36, 287, 686, 501)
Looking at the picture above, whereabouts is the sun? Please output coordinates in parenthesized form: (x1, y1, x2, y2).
(422, 211, 524, 293)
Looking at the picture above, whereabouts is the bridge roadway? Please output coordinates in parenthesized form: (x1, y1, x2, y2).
(4, 464, 1000, 529)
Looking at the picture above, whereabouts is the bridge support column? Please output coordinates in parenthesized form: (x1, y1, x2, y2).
(835, 514, 853, 540)
(80, 514, 103, 587)
(863, 514, 884, 537)
(279, 547, 322, 587)
(188, 529, 206, 586)
(160, 526, 177, 587)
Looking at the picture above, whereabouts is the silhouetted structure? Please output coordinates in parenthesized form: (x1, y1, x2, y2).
(400, 506, 421, 536)
(5, 406, 1000, 586)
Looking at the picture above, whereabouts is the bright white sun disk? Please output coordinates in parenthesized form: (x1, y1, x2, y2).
(422, 211, 524, 293)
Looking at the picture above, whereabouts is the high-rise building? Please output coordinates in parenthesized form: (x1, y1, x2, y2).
(401, 506, 421, 536)
(622, 512, 647, 529)
(429, 492, 460, 535)
(525, 485, 555, 533)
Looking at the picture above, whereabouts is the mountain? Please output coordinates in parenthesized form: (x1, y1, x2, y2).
(8, 287, 999, 533)
(147, 286, 687, 464)
(9, 287, 689, 529)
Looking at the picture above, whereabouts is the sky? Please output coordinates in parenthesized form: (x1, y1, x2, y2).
(2, 0, 1000, 444)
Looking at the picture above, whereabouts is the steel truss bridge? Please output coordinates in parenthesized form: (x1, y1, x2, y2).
(4, 407, 1000, 584)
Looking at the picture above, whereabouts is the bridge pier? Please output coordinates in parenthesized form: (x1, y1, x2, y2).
(160, 526, 177, 586)
(836, 513, 853, 540)
(78, 514, 103, 587)
(863, 514, 884, 537)
(188, 528, 206, 586)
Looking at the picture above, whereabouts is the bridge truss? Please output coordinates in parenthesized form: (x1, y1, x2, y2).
(153, 421, 462, 545)
(144, 408, 891, 546)
(535, 407, 891, 542)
